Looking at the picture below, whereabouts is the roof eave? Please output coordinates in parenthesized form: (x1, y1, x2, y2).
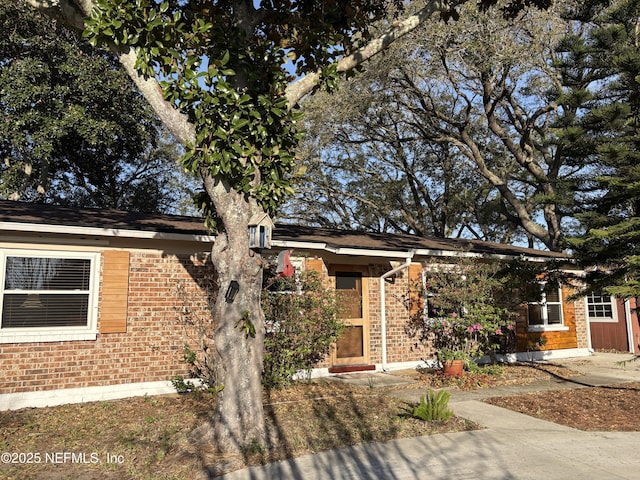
(0, 221, 215, 243)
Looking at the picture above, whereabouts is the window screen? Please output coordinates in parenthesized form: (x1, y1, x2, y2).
(2, 256, 92, 328)
(335, 272, 362, 319)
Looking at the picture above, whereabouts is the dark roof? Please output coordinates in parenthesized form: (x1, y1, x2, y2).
(0, 200, 568, 259)
(0, 200, 209, 236)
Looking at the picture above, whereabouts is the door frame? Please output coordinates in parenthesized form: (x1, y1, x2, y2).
(328, 264, 370, 366)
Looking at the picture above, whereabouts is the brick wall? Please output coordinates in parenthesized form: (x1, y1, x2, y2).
(371, 264, 433, 364)
(573, 295, 589, 349)
(0, 250, 214, 395)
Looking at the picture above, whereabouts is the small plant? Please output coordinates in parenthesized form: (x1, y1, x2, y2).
(171, 374, 199, 394)
(526, 335, 548, 361)
(235, 310, 256, 338)
(172, 268, 223, 394)
(437, 347, 469, 362)
(618, 354, 640, 368)
(242, 438, 266, 456)
(171, 373, 223, 396)
(411, 389, 453, 422)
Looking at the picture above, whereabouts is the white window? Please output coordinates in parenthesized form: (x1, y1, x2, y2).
(0, 250, 100, 343)
(587, 292, 617, 323)
(527, 282, 567, 331)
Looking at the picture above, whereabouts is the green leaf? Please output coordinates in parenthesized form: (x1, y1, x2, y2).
(232, 118, 250, 130)
(220, 50, 230, 66)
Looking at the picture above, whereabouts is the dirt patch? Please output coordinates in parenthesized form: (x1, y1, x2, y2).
(0, 382, 477, 479)
(396, 361, 581, 391)
(485, 382, 640, 431)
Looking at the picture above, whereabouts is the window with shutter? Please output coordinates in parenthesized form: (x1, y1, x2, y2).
(0, 250, 100, 343)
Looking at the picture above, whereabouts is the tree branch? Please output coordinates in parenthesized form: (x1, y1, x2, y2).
(284, 0, 453, 109)
(26, 0, 197, 146)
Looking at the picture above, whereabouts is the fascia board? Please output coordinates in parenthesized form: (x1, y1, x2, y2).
(413, 248, 566, 263)
(271, 240, 413, 259)
(0, 221, 216, 243)
(327, 246, 414, 258)
(271, 240, 328, 250)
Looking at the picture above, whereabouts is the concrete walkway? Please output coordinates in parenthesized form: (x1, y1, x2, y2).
(215, 353, 640, 479)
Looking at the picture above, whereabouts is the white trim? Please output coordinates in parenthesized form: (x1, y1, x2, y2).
(0, 221, 216, 243)
(0, 331, 98, 343)
(413, 248, 562, 263)
(328, 247, 414, 259)
(0, 380, 189, 411)
(625, 299, 635, 354)
(300, 350, 593, 379)
(294, 367, 330, 380)
(0, 235, 110, 247)
(1, 220, 568, 262)
(272, 240, 565, 261)
(585, 292, 618, 323)
(527, 325, 569, 333)
(379, 359, 440, 371)
(492, 348, 592, 363)
(272, 240, 328, 250)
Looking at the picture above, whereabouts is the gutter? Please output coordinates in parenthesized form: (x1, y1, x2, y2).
(585, 297, 594, 353)
(380, 252, 415, 372)
(412, 248, 567, 263)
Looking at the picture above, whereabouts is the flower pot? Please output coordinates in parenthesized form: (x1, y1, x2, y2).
(442, 359, 465, 378)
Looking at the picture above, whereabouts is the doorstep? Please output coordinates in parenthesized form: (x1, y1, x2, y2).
(328, 364, 376, 374)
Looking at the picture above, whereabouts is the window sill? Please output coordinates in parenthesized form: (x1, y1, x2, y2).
(527, 325, 569, 333)
(0, 331, 98, 344)
(588, 317, 617, 323)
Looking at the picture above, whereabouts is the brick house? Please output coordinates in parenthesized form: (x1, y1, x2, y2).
(0, 200, 620, 410)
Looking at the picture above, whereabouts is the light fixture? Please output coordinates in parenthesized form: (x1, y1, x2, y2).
(225, 280, 240, 303)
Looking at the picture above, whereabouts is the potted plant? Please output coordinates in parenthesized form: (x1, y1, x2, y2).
(437, 347, 467, 377)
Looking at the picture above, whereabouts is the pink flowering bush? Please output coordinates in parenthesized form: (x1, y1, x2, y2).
(422, 259, 519, 362)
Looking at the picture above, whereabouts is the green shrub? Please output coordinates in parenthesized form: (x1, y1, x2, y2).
(411, 389, 453, 422)
(262, 270, 344, 389)
(466, 362, 504, 376)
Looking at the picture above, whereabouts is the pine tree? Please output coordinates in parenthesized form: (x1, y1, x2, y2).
(567, 0, 640, 297)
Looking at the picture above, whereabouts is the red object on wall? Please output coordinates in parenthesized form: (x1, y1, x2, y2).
(276, 250, 294, 278)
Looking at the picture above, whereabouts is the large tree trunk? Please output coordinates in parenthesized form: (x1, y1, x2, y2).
(190, 174, 266, 452)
